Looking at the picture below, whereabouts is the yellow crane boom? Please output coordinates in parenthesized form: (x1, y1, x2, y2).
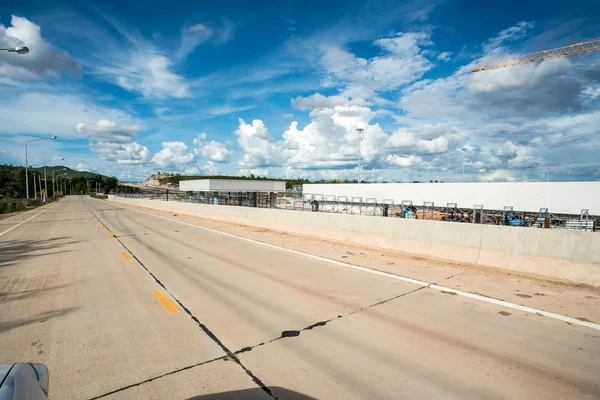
(471, 38, 600, 73)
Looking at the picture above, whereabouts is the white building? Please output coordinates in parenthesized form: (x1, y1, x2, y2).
(180, 179, 286, 193)
(302, 182, 600, 215)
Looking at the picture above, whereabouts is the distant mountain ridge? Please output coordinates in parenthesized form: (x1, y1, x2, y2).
(28, 165, 109, 179)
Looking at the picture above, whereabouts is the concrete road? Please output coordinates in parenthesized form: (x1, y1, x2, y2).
(0, 196, 599, 399)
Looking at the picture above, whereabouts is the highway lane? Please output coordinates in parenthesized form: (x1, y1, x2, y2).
(0, 198, 264, 399)
(1, 195, 599, 399)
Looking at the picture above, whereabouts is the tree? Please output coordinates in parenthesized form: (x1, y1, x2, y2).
(103, 176, 118, 192)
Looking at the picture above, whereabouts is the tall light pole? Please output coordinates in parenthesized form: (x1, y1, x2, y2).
(546, 166, 551, 210)
(0, 47, 29, 54)
(57, 173, 68, 196)
(356, 128, 364, 184)
(53, 168, 67, 196)
(460, 147, 468, 182)
(44, 158, 64, 200)
(25, 136, 57, 199)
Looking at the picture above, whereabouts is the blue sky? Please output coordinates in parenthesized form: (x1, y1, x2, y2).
(1, 0, 599, 182)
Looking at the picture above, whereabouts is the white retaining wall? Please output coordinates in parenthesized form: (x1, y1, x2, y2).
(108, 197, 600, 287)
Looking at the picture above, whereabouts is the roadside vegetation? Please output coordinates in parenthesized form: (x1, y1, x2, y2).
(0, 164, 118, 214)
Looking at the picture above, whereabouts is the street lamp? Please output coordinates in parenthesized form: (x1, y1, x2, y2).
(57, 173, 68, 196)
(43, 158, 64, 200)
(460, 147, 468, 182)
(25, 136, 57, 199)
(52, 168, 67, 196)
(0, 46, 29, 54)
(356, 128, 364, 184)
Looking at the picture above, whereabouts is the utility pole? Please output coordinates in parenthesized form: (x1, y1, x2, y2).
(460, 147, 468, 182)
(25, 136, 57, 199)
(356, 128, 364, 184)
(38, 175, 43, 202)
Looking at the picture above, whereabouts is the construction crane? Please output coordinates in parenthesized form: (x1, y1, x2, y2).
(471, 38, 600, 73)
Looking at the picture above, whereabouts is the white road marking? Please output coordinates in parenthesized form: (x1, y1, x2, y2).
(0, 202, 60, 237)
(109, 200, 600, 331)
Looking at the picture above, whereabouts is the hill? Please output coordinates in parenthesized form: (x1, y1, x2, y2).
(29, 165, 109, 180)
(1, 164, 116, 198)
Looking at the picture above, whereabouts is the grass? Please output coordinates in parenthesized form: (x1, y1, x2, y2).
(0, 196, 59, 215)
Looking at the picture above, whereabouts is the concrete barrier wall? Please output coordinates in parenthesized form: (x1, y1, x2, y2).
(108, 197, 600, 287)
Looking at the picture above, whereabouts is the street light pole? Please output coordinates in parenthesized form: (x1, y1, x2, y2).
(460, 147, 468, 182)
(44, 158, 64, 200)
(57, 173, 68, 196)
(33, 171, 37, 200)
(356, 128, 364, 184)
(25, 136, 57, 199)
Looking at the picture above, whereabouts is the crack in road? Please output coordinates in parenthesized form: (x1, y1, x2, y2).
(88, 355, 227, 399)
(233, 285, 429, 355)
(87, 205, 277, 399)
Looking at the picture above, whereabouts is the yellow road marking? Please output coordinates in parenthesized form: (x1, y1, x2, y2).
(153, 291, 181, 314)
(99, 225, 105, 229)
(108, 234, 115, 240)
(121, 252, 132, 260)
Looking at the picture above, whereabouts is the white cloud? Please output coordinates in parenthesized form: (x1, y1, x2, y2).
(176, 24, 214, 60)
(281, 113, 294, 118)
(73, 163, 90, 171)
(74, 120, 141, 143)
(491, 141, 518, 160)
(201, 161, 219, 175)
(235, 119, 281, 169)
(292, 93, 369, 110)
(152, 141, 196, 167)
(479, 169, 516, 182)
(582, 85, 600, 99)
(482, 21, 534, 55)
(103, 53, 190, 99)
(0, 16, 81, 80)
(0, 92, 139, 138)
(374, 32, 432, 54)
(469, 57, 570, 93)
(437, 52, 452, 62)
(183, 161, 219, 175)
(320, 32, 435, 98)
(69, 16, 192, 100)
(91, 142, 152, 164)
(385, 155, 422, 167)
(193, 133, 232, 163)
(387, 129, 449, 154)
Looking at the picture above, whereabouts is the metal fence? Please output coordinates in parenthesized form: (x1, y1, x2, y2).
(112, 191, 599, 232)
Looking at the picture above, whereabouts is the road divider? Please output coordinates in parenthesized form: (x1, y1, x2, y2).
(153, 291, 182, 314)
